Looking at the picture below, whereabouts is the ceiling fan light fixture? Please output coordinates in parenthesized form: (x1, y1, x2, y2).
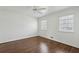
(32, 6, 48, 17)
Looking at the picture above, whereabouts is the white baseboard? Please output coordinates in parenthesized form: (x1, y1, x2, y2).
(0, 35, 37, 43)
(0, 34, 79, 48)
(40, 35, 79, 48)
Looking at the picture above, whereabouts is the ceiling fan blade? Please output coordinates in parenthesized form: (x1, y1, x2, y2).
(38, 11, 43, 14)
(38, 8, 47, 10)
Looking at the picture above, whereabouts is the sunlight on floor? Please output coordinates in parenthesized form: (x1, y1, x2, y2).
(40, 42, 48, 53)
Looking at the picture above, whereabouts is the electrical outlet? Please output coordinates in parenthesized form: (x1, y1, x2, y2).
(50, 36, 53, 38)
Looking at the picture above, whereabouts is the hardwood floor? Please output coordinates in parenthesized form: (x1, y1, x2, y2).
(0, 36, 79, 53)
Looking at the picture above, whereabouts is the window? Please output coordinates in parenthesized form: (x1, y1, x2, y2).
(40, 20, 47, 30)
(59, 14, 74, 32)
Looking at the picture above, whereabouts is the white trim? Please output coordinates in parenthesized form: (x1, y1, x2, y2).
(40, 35, 79, 48)
(1, 34, 79, 48)
(0, 35, 37, 43)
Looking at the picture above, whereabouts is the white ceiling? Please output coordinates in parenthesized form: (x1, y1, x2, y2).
(32, 6, 71, 18)
(46, 6, 70, 15)
(0, 6, 71, 18)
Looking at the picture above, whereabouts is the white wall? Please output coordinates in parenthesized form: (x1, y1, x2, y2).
(38, 7, 79, 48)
(0, 7, 37, 43)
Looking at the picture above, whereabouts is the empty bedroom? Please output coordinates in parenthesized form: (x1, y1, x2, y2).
(0, 6, 79, 53)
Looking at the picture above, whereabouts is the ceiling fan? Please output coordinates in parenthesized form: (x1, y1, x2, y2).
(33, 6, 48, 17)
